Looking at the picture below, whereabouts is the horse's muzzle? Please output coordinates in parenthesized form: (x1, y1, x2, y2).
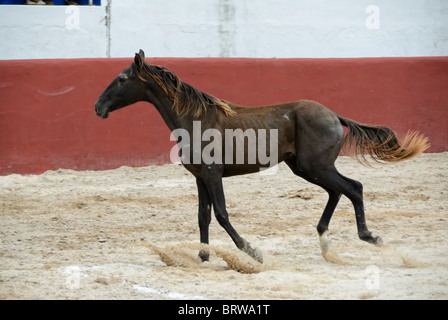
(95, 101, 109, 119)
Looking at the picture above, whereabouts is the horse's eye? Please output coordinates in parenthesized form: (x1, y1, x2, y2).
(119, 75, 128, 83)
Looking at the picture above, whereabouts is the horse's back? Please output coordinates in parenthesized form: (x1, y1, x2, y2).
(229, 99, 340, 125)
(224, 99, 344, 160)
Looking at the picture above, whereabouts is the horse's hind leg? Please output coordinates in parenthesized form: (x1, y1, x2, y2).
(309, 165, 382, 246)
(290, 105, 381, 257)
(316, 188, 342, 255)
(286, 158, 341, 255)
(286, 157, 382, 258)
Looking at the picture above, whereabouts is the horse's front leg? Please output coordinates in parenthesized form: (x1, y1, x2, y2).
(196, 177, 212, 262)
(201, 166, 263, 263)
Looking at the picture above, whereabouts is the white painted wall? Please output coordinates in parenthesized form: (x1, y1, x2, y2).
(0, 5, 106, 59)
(0, 0, 447, 59)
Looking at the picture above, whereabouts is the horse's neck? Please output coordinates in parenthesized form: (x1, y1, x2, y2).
(145, 83, 207, 134)
(148, 90, 184, 132)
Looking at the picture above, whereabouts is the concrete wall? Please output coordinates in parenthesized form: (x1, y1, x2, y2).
(1, 0, 447, 59)
(0, 5, 106, 59)
(1, 1, 446, 174)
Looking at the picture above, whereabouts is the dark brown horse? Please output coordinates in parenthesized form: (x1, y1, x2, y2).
(95, 50, 429, 263)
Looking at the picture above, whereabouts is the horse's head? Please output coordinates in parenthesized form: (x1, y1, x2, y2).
(95, 50, 148, 119)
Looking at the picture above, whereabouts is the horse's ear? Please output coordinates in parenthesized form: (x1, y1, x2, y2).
(134, 49, 145, 69)
(138, 49, 145, 60)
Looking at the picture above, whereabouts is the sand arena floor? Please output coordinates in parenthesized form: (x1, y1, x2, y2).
(0, 153, 447, 299)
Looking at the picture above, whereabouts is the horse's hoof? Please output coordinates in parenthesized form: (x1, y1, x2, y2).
(373, 236, 383, 247)
(198, 249, 210, 262)
(245, 247, 263, 264)
(242, 241, 263, 264)
(319, 231, 331, 255)
(360, 232, 383, 247)
(253, 247, 263, 264)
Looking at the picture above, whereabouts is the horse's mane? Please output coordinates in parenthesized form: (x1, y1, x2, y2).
(136, 62, 236, 118)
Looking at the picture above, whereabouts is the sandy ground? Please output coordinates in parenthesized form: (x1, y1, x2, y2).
(0, 153, 447, 300)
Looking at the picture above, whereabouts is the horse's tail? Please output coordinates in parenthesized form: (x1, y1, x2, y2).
(337, 115, 430, 165)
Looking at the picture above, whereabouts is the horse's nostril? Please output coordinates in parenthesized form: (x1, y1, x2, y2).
(94, 103, 101, 115)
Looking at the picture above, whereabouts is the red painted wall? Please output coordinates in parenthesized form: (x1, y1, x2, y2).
(1, 57, 447, 175)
